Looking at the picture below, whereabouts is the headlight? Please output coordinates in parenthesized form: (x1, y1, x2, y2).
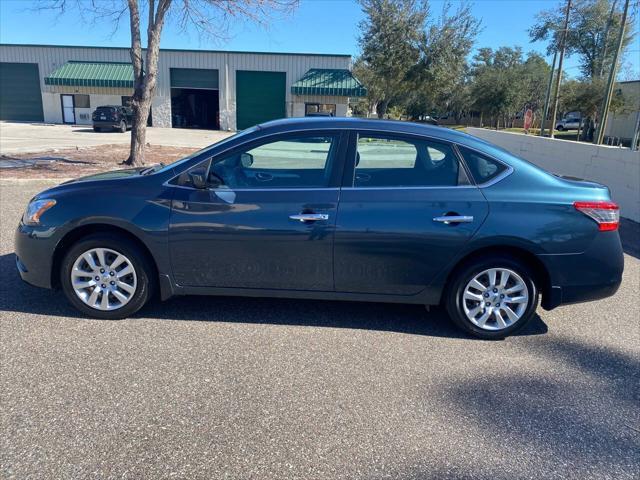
(23, 199, 57, 225)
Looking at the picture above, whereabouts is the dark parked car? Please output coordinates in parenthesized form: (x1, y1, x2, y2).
(92, 105, 133, 132)
(15, 118, 623, 339)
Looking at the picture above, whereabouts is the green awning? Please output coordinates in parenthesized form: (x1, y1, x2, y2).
(291, 69, 367, 97)
(44, 61, 134, 88)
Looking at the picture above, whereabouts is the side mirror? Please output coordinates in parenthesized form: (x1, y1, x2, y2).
(240, 152, 254, 168)
(188, 170, 207, 189)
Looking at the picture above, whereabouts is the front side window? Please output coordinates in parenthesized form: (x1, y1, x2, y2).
(208, 135, 338, 189)
(457, 146, 508, 184)
(353, 134, 465, 187)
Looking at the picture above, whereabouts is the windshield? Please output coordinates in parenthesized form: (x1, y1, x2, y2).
(152, 126, 260, 175)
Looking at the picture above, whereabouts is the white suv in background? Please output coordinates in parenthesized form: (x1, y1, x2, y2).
(555, 116, 582, 131)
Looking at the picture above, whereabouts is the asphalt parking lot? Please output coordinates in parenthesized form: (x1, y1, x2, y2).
(1, 180, 639, 480)
(0, 122, 232, 155)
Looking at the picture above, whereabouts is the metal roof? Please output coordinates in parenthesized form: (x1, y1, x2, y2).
(44, 61, 134, 88)
(1, 43, 351, 58)
(291, 69, 367, 97)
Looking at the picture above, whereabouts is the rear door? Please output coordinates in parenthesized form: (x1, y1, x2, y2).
(169, 131, 347, 290)
(333, 131, 489, 295)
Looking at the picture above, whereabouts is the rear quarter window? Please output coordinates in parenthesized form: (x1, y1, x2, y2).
(458, 146, 508, 184)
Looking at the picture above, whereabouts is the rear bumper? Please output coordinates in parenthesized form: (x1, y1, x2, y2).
(538, 231, 624, 310)
(92, 121, 120, 129)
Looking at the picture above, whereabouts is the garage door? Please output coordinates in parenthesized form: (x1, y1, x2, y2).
(0, 63, 44, 122)
(236, 71, 286, 130)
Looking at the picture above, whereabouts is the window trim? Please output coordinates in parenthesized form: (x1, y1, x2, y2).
(453, 143, 514, 188)
(343, 130, 473, 190)
(166, 126, 513, 190)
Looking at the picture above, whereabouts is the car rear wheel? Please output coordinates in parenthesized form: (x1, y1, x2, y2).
(60, 234, 154, 319)
(445, 255, 538, 339)
(93, 126, 101, 132)
(556, 125, 564, 131)
(118, 120, 127, 133)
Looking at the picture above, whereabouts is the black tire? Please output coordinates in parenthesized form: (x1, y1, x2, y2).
(60, 233, 154, 319)
(556, 125, 564, 131)
(118, 120, 127, 133)
(93, 126, 101, 132)
(445, 255, 539, 339)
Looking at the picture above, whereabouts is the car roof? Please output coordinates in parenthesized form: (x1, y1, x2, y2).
(255, 117, 475, 144)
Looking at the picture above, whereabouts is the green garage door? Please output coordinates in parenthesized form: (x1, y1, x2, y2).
(0, 63, 44, 121)
(236, 71, 286, 130)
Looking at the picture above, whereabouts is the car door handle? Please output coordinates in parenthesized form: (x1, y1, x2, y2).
(433, 215, 474, 224)
(289, 213, 329, 222)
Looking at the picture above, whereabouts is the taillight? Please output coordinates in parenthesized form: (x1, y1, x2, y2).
(574, 201, 619, 231)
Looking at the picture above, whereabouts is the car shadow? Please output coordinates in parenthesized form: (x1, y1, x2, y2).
(0, 252, 547, 339)
(72, 128, 121, 134)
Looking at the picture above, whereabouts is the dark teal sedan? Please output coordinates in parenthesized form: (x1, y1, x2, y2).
(15, 118, 624, 339)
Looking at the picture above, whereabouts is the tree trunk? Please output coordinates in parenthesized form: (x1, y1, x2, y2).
(128, 95, 152, 166)
(123, 0, 170, 167)
(377, 99, 389, 119)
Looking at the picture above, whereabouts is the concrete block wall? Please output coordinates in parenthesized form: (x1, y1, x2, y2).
(467, 128, 640, 222)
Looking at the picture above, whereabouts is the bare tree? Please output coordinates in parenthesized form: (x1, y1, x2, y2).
(40, 0, 298, 166)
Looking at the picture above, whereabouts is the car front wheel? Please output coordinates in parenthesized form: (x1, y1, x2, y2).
(445, 256, 538, 339)
(60, 234, 154, 319)
(118, 120, 127, 133)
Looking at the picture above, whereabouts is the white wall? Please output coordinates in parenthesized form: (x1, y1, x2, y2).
(41, 92, 126, 125)
(467, 128, 640, 222)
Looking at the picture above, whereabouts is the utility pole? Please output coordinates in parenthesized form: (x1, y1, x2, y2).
(540, 48, 558, 137)
(549, 0, 572, 139)
(599, 0, 618, 77)
(595, 0, 630, 145)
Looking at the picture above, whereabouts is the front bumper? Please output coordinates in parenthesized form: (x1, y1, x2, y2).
(14, 223, 59, 289)
(538, 231, 624, 310)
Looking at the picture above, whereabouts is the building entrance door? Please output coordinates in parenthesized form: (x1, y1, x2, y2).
(61, 94, 75, 124)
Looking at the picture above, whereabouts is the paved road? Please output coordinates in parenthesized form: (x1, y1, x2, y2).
(1, 181, 639, 480)
(0, 122, 232, 154)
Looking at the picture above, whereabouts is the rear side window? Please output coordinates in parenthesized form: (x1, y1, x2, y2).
(458, 146, 508, 184)
(353, 134, 466, 187)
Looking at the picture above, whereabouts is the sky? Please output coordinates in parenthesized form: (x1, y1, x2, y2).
(0, 0, 638, 79)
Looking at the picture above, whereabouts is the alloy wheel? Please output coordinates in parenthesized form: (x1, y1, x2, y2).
(461, 268, 529, 331)
(70, 247, 137, 311)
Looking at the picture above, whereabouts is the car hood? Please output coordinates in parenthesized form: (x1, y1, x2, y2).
(59, 167, 148, 185)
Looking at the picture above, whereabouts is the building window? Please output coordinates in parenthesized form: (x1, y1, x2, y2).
(74, 94, 90, 108)
(305, 103, 336, 116)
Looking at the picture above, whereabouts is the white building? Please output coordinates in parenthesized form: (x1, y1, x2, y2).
(604, 80, 640, 146)
(0, 44, 366, 131)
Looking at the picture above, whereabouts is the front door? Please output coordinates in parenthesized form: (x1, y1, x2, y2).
(61, 94, 75, 124)
(169, 132, 346, 290)
(334, 132, 489, 295)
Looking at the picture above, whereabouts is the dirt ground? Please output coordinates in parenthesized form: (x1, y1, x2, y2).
(0, 144, 199, 179)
